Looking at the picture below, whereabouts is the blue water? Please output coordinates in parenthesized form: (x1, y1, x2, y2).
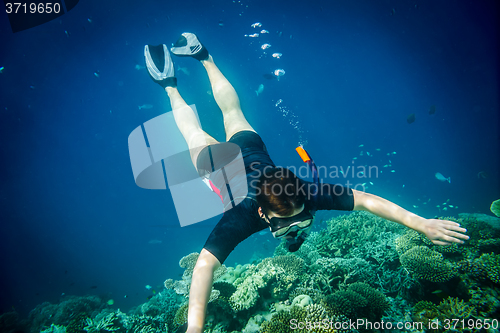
(0, 0, 498, 317)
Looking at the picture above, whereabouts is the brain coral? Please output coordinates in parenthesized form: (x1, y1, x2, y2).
(400, 246, 456, 282)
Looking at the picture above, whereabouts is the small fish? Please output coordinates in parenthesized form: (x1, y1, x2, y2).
(407, 113, 416, 124)
(255, 83, 264, 96)
(64, 30, 70, 37)
(0, 66, 4, 73)
(402, 184, 405, 187)
(87, 18, 92, 23)
(360, 151, 364, 156)
(391, 170, 395, 173)
(392, 152, 396, 155)
(369, 182, 374, 185)
(443, 207, 448, 211)
(352, 157, 357, 160)
(413, 205, 418, 208)
(251, 22, 262, 28)
(435, 172, 451, 183)
(376, 148, 381, 151)
(359, 144, 364, 147)
(218, 20, 224, 27)
(139, 104, 153, 110)
(272, 53, 282, 59)
(366, 152, 371, 156)
(274, 69, 285, 80)
(145, 285, 152, 290)
(383, 165, 389, 167)
(135, 64, 145, 70)
(177, 66, 190, 75)
(261, 43, 271, 50)
(429, 105, 436, 115)
(107, 299, 114, 305)
(260, 29, 269, 34)
(477, 171, 488, 179)
(93, 71, 100, 78)
(431, 290, 443, 294)
(449, 205, 454, 208)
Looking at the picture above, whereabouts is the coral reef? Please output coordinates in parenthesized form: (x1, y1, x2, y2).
(400, 246, 456, 282)
(4, 212, 500, 333)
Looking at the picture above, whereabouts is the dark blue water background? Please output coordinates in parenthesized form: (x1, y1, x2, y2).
(0, 0, 498, 316)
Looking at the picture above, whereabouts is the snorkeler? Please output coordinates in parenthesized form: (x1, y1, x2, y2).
(143, 33, 469, 333)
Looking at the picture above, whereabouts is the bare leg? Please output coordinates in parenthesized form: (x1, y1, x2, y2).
(201, 55, 256, 141)
(165, 86, 218, 167)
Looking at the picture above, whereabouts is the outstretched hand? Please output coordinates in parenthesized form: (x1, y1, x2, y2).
(420, 219, 469, 245)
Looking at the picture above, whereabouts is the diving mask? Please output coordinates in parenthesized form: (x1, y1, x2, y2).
(268, 210, 313, 238)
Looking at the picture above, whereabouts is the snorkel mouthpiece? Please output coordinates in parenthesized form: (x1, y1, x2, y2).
(285, 232, 308, 252)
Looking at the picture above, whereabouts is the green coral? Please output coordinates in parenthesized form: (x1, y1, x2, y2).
(41, 324, 67, 333)
(28, 296, 105, 332)
(325, 290, 367, 319)
(412, 300, 440, 327)
(400, 246, 456, 282)
(324, 283, 389, 322)
(315, 211, 403, 259)
(229, 256, 305, 312)
(259, 306, 304, 333)
(490, 199, 500, 217)
(173, 303, 189, 328)
(437, 297, 476, 320)
(477, 253, 500, 284)
(347, 282, 390, 321)
(260, 304, 336, 333)
(395, 229, 424, 255)
(212, 281, 236, 300)
(83, 312, 121, 332)
(413, 298, 476, 330)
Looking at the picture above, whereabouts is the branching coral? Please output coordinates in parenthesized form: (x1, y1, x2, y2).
(83, 312, 121, 332)
(165, 252, 228, 300)
(28, 295, 104, 332)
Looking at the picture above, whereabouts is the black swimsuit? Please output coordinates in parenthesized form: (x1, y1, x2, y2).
(197, 131, 354, 264)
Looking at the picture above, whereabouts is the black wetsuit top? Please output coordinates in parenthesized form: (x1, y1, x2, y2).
(198, 131, 354, 264)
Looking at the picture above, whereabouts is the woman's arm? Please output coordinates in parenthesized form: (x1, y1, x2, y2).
(186, 249, 221, 333)
(352, 190, 469, 245)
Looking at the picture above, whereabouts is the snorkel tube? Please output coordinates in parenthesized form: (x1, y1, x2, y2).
(284, 147, 319, 252)
(295, 146, 319, 204)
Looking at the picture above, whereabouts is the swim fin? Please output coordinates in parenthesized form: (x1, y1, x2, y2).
(144, 44, 176, 88)
(171, 33, 209, 61)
